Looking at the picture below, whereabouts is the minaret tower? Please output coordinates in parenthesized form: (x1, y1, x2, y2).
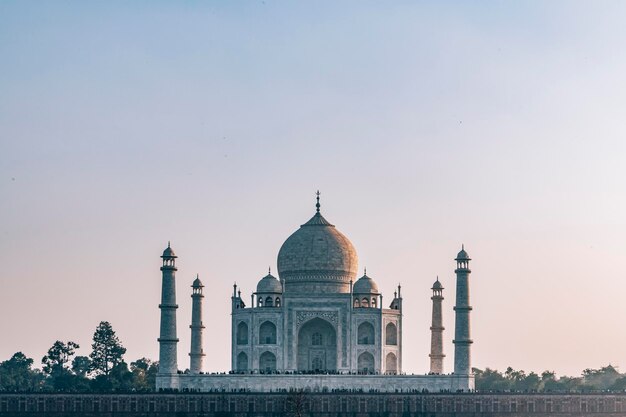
(453, 245, 473, 377)
(189, 275, 205, 374)
(158, 242, 179, 376)
(429, 277, 445, 374)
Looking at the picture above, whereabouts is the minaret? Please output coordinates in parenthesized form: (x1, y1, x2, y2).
(189, 275, 205, 374)
(429, 277, 445, 374)
(158, 242, 179, 376)
(453, 245, 473, 376)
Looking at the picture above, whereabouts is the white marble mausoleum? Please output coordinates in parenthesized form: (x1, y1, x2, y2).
(156, 194, 475, 392)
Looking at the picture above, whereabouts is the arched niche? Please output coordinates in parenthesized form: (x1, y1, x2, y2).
(259, 321, 277, 344)
(358, 352, 375, 373)
(297, 318, 336, 372)
(357, 322, 375, 345)
(385, 322, 397, 346)
(237, 322, 249, 345)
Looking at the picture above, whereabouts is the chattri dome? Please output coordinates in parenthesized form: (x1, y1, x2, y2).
(432, 278, 443, 290)
(455, 245, 470, 260)
(353, 272, 379, 294)
(277, 196, 358, 293)
(162, 242, 177, 258)
(192, 276, 203, 288)
(256, 272, 282, 294)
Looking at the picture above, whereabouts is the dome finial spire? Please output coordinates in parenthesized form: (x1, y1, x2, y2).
(268, 266, 271, 275)
(315, 190, 321, 213)
(168, 240, 171, 248)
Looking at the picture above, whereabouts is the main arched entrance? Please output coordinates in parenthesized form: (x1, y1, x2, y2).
(297, 318, 337, 372)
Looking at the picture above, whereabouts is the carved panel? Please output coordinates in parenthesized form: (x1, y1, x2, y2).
(296, 311, 338, 328)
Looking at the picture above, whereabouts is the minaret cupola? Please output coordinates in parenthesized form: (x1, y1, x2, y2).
(161, 241, 177, 268)
(455, 245, 471, 271)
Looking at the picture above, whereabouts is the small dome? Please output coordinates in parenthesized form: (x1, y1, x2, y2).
(192, 276, 203, 288)
(455, 245, 470, 260)
(432, 278, 443, 290)
(353, 273, 379, 294)
(162, 243, 177, 258)
(256, 273, 282, 294)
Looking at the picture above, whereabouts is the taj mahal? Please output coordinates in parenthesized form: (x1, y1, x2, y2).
(156, 193, 475, 392)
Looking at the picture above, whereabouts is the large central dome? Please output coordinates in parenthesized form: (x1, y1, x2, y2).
(277, 203, 358, 294)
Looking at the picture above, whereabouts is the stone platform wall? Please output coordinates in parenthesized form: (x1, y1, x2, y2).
(157, 373, 474, 392)
(2, 393, 626, 416)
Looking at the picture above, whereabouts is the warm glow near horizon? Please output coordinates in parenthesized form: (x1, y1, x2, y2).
(2, 1, 626, 378)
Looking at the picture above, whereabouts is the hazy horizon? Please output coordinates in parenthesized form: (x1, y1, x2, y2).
(2, 1, 626, 377)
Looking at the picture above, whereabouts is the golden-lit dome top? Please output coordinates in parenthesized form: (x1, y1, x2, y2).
(277, 193, 358, 293)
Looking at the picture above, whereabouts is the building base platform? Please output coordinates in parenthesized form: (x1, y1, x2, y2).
(156, 373, 474, 392)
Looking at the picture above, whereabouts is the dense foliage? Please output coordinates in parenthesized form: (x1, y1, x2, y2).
(0, 321, 158, 392)
(474, 365, 626, 392)
(3, 319, 624, 393)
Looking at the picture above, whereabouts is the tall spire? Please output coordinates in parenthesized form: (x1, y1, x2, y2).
(189, 274, 205, 374)
(316, 190, 321, 213)
(429, 276, 445, 374)
(157, 243, 179, 387)
(453, 245, 473, 389)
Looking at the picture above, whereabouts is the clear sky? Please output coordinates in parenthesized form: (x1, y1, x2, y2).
(1, 1, 626, 377)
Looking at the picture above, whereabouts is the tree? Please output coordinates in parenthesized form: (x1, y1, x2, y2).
(582, 365, 621, 390)
(91, 361, 134, 392)
(41, 341, 82, 391)
(474, 368, 510, 391)
(519, 371, 541, 392)
(89, 321, 126, 376)
(130, 358, 158, 391)
(0, 352, 43, 391)
(611, 376, 626, 391)
(71, 356, 91, 378)
(541, 370, 560, 392)
(42, 341, 79, 375)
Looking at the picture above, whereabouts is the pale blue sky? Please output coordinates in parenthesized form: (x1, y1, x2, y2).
(2, 1, 626, 376)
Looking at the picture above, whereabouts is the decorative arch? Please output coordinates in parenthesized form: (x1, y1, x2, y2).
(358, 352, 375, 373)
(275, 297, 281, 307)
(353, 298, 360, 308)
(265, 296, 273, 307)
(361, 297, 370, 307)
(386, 352, 397, 374)
(297, 318, 337, 371)
(259, 351, 276, 372)
(385, 322, 397, 345)
(357, 322, 375, 345)
(237, 322, 248, 345)
(236, 352, 248, 371)
(259, 321, 277, 344)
